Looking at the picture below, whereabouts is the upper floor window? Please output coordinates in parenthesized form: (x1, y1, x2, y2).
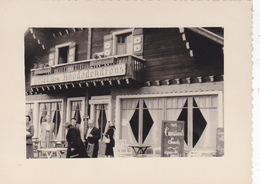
(48, 42, 76, 66)
(103, 28, 143, 57)
(115, 32, 133, 55)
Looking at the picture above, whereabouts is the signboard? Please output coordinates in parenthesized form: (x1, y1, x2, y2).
(31, 63, 126, 86)
(161, 121, 185, 157)
(216, 127, 224, 157)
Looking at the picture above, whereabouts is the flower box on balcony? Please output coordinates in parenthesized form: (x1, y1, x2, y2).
(34, 67, 53, 75)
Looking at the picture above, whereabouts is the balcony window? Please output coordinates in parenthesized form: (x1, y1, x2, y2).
(48, 42, 76, 66)
(116, 32, 133, 55)
(58, 46, 69, 64)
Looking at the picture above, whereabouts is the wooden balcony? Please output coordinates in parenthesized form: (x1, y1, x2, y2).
(30, 55, 145, 88)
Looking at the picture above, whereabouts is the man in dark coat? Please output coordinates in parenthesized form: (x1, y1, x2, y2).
(84, 119, 100, 158)
(66, 118, 88, 158)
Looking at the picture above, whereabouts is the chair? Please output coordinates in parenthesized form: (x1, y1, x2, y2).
(117, 139, 132, 157)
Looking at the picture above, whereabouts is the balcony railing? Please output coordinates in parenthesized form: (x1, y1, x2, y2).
(30, 55, 145, 86)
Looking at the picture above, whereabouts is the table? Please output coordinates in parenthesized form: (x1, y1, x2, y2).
(128, 145, 151, 157)
(50, 140, 66, 148)
(38, 148, 67, 159)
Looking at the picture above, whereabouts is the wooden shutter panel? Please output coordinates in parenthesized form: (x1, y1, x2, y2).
(133, 28, 143, 57)
(48, 47, 55, 66)
(68, 42, 76, 63)
(103, 34, 113, 57)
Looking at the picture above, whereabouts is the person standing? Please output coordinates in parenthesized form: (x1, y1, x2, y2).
(66, 119, 88, 158)
(104, 121, 116, 158)
(26, 115, 34, 159)
(41, 114, 54, 148)
(84, 119, 100, 158)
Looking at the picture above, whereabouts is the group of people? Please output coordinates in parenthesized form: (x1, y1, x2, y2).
(66, 118, 116, 158)
(26, 114, 116, 159)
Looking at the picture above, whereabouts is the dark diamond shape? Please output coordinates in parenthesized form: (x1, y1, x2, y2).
(192, 98, 207, 147)
(177, 99, 188, 144)
(130, 102, 139, 143)
(74, 103, 81, 124)
(53, 103, 61, 138)
(98, 104, 107, 136)
(142, 101, 154, 143)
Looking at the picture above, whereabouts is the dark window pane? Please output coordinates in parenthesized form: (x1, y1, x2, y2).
(192, 99, 207, 147)
(142, 101, 154, 143)
(130, 102, 139, 142)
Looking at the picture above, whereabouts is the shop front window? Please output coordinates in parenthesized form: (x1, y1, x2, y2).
(39, 102, 62, 140)
(120, 95, 219, 154)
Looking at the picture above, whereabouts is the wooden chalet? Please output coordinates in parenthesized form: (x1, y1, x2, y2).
(25, 27, 224, 157)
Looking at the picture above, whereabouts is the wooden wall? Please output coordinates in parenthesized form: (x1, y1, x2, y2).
(25, 28, 224, 92)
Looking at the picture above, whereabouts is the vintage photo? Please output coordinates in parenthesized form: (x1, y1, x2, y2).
(25, 27, 224, 159)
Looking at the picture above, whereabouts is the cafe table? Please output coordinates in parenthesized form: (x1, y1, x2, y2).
(128, 145, 151, 157)
(38, 148, 67, 159)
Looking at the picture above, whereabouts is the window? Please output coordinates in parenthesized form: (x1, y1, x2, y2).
(48, 42, 76, 66)
(39, 102, 63, 139)
(58, 46, 69, 64)
(116, 32, 133, 55)
(103, 28, 143, 57)
(120, 95, 220, 154)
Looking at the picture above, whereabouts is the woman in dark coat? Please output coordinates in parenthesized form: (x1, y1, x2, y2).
(26, 115, 34, 159)
(104, 121, 116, 158)
(66, 120, 88, 158)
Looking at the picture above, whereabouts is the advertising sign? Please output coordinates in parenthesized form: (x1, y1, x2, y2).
(161, 121, 185, 157)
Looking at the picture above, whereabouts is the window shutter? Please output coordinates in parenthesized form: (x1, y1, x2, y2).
(103, 34, 113, 57)
(48, 47, 55, 66)
(68, 42, 76, 63)
(133, 28, 143, 57)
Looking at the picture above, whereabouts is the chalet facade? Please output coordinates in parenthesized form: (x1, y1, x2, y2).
(25, 27, 224, 157)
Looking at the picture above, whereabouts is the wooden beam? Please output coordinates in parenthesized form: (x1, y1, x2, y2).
(155, 80, 160, 86)
(146, 81, 151, 86)
(65, 84, 68, 89)
(175, 78, 180, 85)
(52, 85, 56, 90)
(165, 79, 171, 85)
(65, 29, 69, 35)
(209, 75, 215, 82)
(71, 83, 75, 88)
(186, 77, 191, 84)
(72, 28, 77, 33)
(197, 76, 202, 83)
(79, 83, 82, 88)
(41, 87, 45, 91)
(86, 82, 89, 87)
(36, 87, 39, 92)
(59, 31, 63, 36)
(117, 80, 121, 85)
(101, 81, 105, 86)
(109, 80, 113, 86)
(52, 33, 56, 38)
(59, 85, 62, 90)
(47, 86, 50, 91)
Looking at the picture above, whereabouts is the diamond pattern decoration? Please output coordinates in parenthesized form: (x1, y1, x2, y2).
(192, 98, 207, 147)
(177, 98, 207, 147)
(142, 101, 154, 143)
(130, 102, 139, 142)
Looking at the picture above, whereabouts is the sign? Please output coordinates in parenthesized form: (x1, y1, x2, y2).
(31, 64, 126, 86)
(161, 121, 185, 157)
(216, 128, 224, 157)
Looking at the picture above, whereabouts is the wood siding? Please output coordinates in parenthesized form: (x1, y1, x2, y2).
(143, 28, 223, 82)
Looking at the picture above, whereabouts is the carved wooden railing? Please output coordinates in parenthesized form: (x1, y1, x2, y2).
(30, 55, 145, 85)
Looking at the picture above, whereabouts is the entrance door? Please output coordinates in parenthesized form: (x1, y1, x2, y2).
(66, 97, 85, 140)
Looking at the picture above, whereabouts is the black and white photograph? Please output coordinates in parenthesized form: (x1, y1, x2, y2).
(0, 1, 253, 184)
(25, 27, 224, 159)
